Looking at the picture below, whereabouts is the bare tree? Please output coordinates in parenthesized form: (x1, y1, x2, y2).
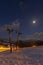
(16, 31, 22, 50)
(7, 26, 13, 53)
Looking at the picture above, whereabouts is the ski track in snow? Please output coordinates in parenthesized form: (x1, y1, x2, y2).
(0, 46, 43, 65)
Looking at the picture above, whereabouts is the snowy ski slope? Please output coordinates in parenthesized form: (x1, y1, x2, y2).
(0, 46, 43, 65)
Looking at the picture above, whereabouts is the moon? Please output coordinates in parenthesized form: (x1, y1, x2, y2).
(33, 21, 36, 24)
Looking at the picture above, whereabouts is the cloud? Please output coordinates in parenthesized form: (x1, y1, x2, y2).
(19, 1, 24, 11)
(12, 19, 20, 31)
(22, 32, 43, 40)
(19, 1, 23, 7)
(0, 19, 20, 32)
(33, 32, 43, 37)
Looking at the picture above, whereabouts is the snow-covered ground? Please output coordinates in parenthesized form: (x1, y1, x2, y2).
(0, 46, 43, 65)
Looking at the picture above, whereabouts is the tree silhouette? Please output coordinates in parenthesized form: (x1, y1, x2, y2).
(16, 31, 22, 50)
(7, 26, 13, 53)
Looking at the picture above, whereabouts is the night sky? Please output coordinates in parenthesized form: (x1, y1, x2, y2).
(0, 0, 43, 40)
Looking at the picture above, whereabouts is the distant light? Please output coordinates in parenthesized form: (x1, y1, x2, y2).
(33, 21, 36, 24)
(32, 45, 36, 47)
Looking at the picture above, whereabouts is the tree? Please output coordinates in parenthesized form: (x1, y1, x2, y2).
(7, 26, 13, 53)
(16, 31, 22, 50)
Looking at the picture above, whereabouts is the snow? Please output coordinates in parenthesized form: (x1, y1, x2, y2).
(0, 46, 43, 65)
